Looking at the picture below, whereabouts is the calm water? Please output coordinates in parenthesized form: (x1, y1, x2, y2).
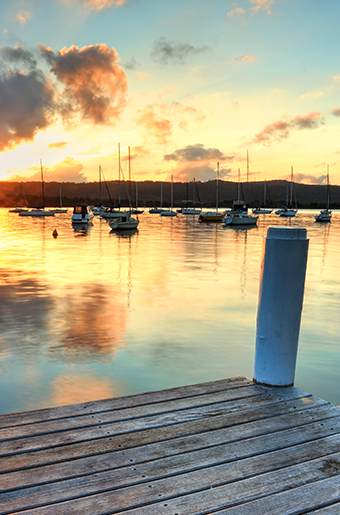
(0, 207, 339, 415)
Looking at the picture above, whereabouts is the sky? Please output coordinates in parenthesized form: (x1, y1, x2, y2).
(0, 0, 340, 185)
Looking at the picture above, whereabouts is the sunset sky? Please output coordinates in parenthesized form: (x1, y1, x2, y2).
(0, 0, 340, 185)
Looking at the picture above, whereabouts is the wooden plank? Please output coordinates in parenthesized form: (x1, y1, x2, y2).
(0, 377, 251, 428)
(2, 413, 340, 492)
(0, 384, 280, 440)
(5, 450, 340, 515)
(0, 393, 326, 457)
(2, 431, 340, 513)
(305, 504, 340, 514)
(0, 398, 336, 475)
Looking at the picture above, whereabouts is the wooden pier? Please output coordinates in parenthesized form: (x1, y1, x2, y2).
(1, 376, 340, 514)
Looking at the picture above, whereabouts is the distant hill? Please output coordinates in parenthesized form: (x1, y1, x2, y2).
(0, 179, 339, 209)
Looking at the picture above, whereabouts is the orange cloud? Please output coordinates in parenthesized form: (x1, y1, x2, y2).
(48, 141, 69, 149)
(250, 0, 274, 13)
(9, 157, 86, 182)
(253, 111, 324, 146)
(227, 4, 246, 17)
(136, 104, 172, 144)
(65, 0, 128, 10)
(40, 43, 128, 124)
(16, 11, 31, 24)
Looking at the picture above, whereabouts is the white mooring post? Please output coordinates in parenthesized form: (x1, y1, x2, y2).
(253, 227, 309, 387)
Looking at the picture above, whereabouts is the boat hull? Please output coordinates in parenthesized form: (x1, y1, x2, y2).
(160, 210, 177, 217)
(223, 214, 258, 226)
(198, 212, 225, 222)
(19, 210, 55, 217)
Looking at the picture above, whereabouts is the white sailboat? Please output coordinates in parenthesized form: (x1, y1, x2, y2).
(20, 160, 55, 216)
(315, 165, 332, 222)
(181, 177, 202, 215)
(160, 175, 177, 216)
(279, 166, 297, 217)
(198, 163, 225, 222)
(149, 182, 165, 213)
(252, 180, 272, 214)
(101, 143, 124, 219)
(223, 169, 258, 226)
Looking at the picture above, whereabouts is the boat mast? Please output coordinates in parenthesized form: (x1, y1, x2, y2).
(216, 162, 219, 212)
(237, 168, 241, 201)
(128, 146, 131, 200)
(40, 159, 45, 208)
(99, 165, 102, 206)
(170, 175, 174, 210)
(327, 164, 330, 209)
(160, 182, 163, 208)
(193, 177, 196, 206)
(289, 166, 293, 208)
(247, 150, 249, 183)
(118, 143, 121, 209)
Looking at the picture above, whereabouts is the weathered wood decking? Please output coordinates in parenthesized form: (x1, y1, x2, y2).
(1, 376, 340, 514)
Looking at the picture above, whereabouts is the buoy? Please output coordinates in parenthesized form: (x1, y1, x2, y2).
(52, 229, 58, 238)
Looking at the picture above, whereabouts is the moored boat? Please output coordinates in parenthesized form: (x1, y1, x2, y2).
(19, 209, 55, 217)
(109, 212, 139, 230)
(315, 165, 332, 223)
(199, 162, 225, 222)
(71, 204, 94, 224)
(222, 212, 258, 226)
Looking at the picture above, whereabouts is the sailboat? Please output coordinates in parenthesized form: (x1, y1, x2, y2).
(279, 166, 297, 217)
(93, 166, 106, 215)
(252, 180, 273, 214)
(149, 182, 164, 213)
(101, 143, 125, 219)
(315, 165, 332, 222)
(223, 168, 258, 226)
(198, 163, 225, 222)
(181, 178, 202, 215)
(19, 160, 55, 216)
(54, 186, 68, 213)
(160, 175, 177, 216)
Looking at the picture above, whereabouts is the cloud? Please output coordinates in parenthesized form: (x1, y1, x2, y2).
(9, 156, 87, 182)
(253, 111, 324, 146)
(235, 55, 254, 62)
(164, 144, 227, 162)
(173, 163, 232, 182)
(227, 4, 246, 17)
(331, 107, 340, 116)
(0, 69, 55, 151)
(0, 43, 128, 152)
(299, 91, 323, 100)
(0, 45, 37, 68)
(136, 102, 205, 143)
(293, 173, 327, 185)
(65, 0, 128, 10)
(123, 57, 138, 70)
(332, 75, 340, 82)
(16, 11, 31, 24)
(249, 0, 274, 13)
(151, 37, 211, 65)
(48, 141, 69, 149)
(40, 44, 128, 125)
(164, 144, 234, 182)
(136, 104, 172, 144)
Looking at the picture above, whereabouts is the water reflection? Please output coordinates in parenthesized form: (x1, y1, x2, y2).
(72, 223, 92, 235)
(0, 209, 340, 412)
